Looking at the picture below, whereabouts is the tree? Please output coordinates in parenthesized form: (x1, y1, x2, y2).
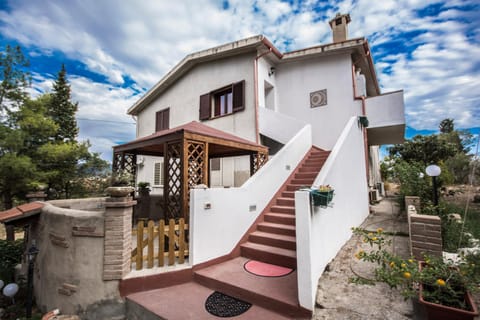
(439, 118, 454, 134)
(0, 45, 30, 114)
(48, 64, 78, 142)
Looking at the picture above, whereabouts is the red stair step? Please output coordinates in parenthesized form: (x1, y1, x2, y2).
(240, 242, 296, 269)
(264, 212, 295, 225)
(257, 222, 295, 236)
(286, 184, 305, 191)
(249, 231, 296, 250)
(276, 197, 294, 206)
(270, 205, 295, 214)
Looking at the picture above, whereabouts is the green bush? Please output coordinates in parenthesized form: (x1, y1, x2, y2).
(0, 239, 24, 282)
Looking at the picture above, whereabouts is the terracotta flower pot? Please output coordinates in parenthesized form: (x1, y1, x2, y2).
(419, 283, 479, 320)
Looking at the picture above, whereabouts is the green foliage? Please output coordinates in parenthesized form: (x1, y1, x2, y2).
(0, 45, 112, 207)
(48, 64, 78, 142)
(352, 228, 479, 310)
(0, 239, 23, 281)
(0, 44, 30, 113)
(391, 160, 431, 207)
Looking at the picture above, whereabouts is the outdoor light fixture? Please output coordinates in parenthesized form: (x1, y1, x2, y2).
(426, 164, 441, 213)
(26, 240, 39, 319)
(268, 67, 276, 76)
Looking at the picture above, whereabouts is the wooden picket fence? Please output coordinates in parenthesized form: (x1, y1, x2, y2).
(131, 218, 189, 270)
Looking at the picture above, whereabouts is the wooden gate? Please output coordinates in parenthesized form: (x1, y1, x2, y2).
(131, 218, 188, 270)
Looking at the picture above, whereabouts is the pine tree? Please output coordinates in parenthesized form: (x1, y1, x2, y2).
(49, 64, 78, 142)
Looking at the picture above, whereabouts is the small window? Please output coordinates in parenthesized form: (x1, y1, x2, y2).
(154, 161, 164, 186)
(214, 88, 233, 117)
(155, 108, 170, 132)
(199, 80, 245, 121)
(210, 158, 221, 171)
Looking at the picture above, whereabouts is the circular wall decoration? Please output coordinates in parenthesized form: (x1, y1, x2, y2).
(244, 260, 293, 277)
(310, 89, 328, 108)
(205, 291, 252, 317)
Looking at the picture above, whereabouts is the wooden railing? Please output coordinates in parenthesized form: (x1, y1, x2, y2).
(131, 218, 189, 270)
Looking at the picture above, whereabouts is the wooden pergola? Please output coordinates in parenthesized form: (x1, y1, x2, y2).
(112, 121, 268, 222)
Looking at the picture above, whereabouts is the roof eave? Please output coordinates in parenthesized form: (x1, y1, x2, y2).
(128, 35, 281, 116)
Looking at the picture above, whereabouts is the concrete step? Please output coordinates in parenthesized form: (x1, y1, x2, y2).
(298, 166, 320, 173)
(294, 172, 317, 180)
(240, 242, 297, 269)
(286, 184, 306, 191)
(126, 281, 297, 319)
(249, 231, 296, 250)
(194, 257, 309, 318)
(264, 212, 295, 225)
(257, 222, 296, 236)
(270, 205, 295, 214)
(290, 178, 315, 185)
(281, 191, 295, 198)
(276, 197, 294, 207)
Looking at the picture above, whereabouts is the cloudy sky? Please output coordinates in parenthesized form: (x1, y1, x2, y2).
(0, 0, 479, 161)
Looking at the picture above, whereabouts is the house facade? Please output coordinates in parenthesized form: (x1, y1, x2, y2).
(114, 13, 405, 313)
(129, 14, 403, 195)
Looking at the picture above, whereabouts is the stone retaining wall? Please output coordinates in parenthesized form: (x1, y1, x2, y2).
(406, 197, 442, 260)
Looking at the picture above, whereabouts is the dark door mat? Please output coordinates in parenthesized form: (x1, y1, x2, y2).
(205, 291, 252, 317)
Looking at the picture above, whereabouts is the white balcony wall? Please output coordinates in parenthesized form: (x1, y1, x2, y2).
(189, 125, 312, 265)
(365, 90, 405, 128)
(295, 116, 369, 310)
(259, 107, 308, 144)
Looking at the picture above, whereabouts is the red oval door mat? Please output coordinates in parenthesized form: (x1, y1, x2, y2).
(244, 260, 294, 277)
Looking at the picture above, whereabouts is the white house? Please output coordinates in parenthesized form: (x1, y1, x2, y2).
(114, 13, 405, 318)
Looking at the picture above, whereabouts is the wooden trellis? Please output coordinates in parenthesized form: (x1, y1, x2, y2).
(251, 151, 269, 175)
(166, 141, 182, 220)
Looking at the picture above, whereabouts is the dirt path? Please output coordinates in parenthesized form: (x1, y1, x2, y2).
(313, 198, 414, 320)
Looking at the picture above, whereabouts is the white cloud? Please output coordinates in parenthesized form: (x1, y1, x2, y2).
(1, 0, 478, 145)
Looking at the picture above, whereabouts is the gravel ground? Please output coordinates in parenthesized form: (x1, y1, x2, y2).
(313, 198, 416, 320)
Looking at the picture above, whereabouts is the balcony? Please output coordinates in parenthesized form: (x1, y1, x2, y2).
(365, 90, 405, 145)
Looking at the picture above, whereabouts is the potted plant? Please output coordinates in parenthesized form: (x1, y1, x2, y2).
(310, 185, 334, 207)
(352, 227, 479, 320)
(137, 182, 151, 196)
(105, 170, 135, 197)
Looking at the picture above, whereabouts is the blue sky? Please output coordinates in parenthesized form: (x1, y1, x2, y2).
(0, 0, 479, 161)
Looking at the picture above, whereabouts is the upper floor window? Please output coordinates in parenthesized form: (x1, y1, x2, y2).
(199, 80, 245, 121)
(156, 108, 170, 132)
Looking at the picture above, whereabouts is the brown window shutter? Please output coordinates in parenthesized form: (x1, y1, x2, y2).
(199, 93, 211, 120)
(155, 108, 170, 132)
(232, 80, 245, 112)
(163, 108, 169, 130)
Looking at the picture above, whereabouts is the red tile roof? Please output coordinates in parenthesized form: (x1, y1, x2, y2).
(115, 121, 266, 150)
(0, 202, 44, 223)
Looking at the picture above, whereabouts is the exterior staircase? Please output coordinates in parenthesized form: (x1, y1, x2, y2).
(125, 147, 330, 319)
(239, 147, 330, 268)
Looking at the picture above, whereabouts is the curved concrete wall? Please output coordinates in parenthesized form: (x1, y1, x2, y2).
(32, 199, 124, 318)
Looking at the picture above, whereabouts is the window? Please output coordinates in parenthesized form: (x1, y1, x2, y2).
(154, 161, 164, 186)
(199, 80, 245, 121)
(210, 158, 221, 171)
(155, 108, 170, 132)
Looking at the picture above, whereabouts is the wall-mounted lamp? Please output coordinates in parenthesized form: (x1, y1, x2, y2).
(268, 67, 276, 76)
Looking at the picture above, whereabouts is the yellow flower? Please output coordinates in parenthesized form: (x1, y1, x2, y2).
(377, 228, 383, 233)
(368, 233, 373, 237)
(403, 272, 411, 279)
(408, 259, 414, 263)
(390, 261, 396, 268)
(436, 279, 446, 286)
(401, 263, 406, 268)
(372, 237, 378, 241)
(355, 251, 365, 259)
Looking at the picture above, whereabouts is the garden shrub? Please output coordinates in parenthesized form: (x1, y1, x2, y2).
(0, 239, 24, 282)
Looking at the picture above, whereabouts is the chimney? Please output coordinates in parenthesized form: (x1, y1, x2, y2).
(329, 13, 351, 43)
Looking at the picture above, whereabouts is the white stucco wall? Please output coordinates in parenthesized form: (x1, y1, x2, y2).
(276, 54, 362, 150)
(189, 125, 312, 264)
(136, 53, 257, 142)
(295, 117, 370, 310)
